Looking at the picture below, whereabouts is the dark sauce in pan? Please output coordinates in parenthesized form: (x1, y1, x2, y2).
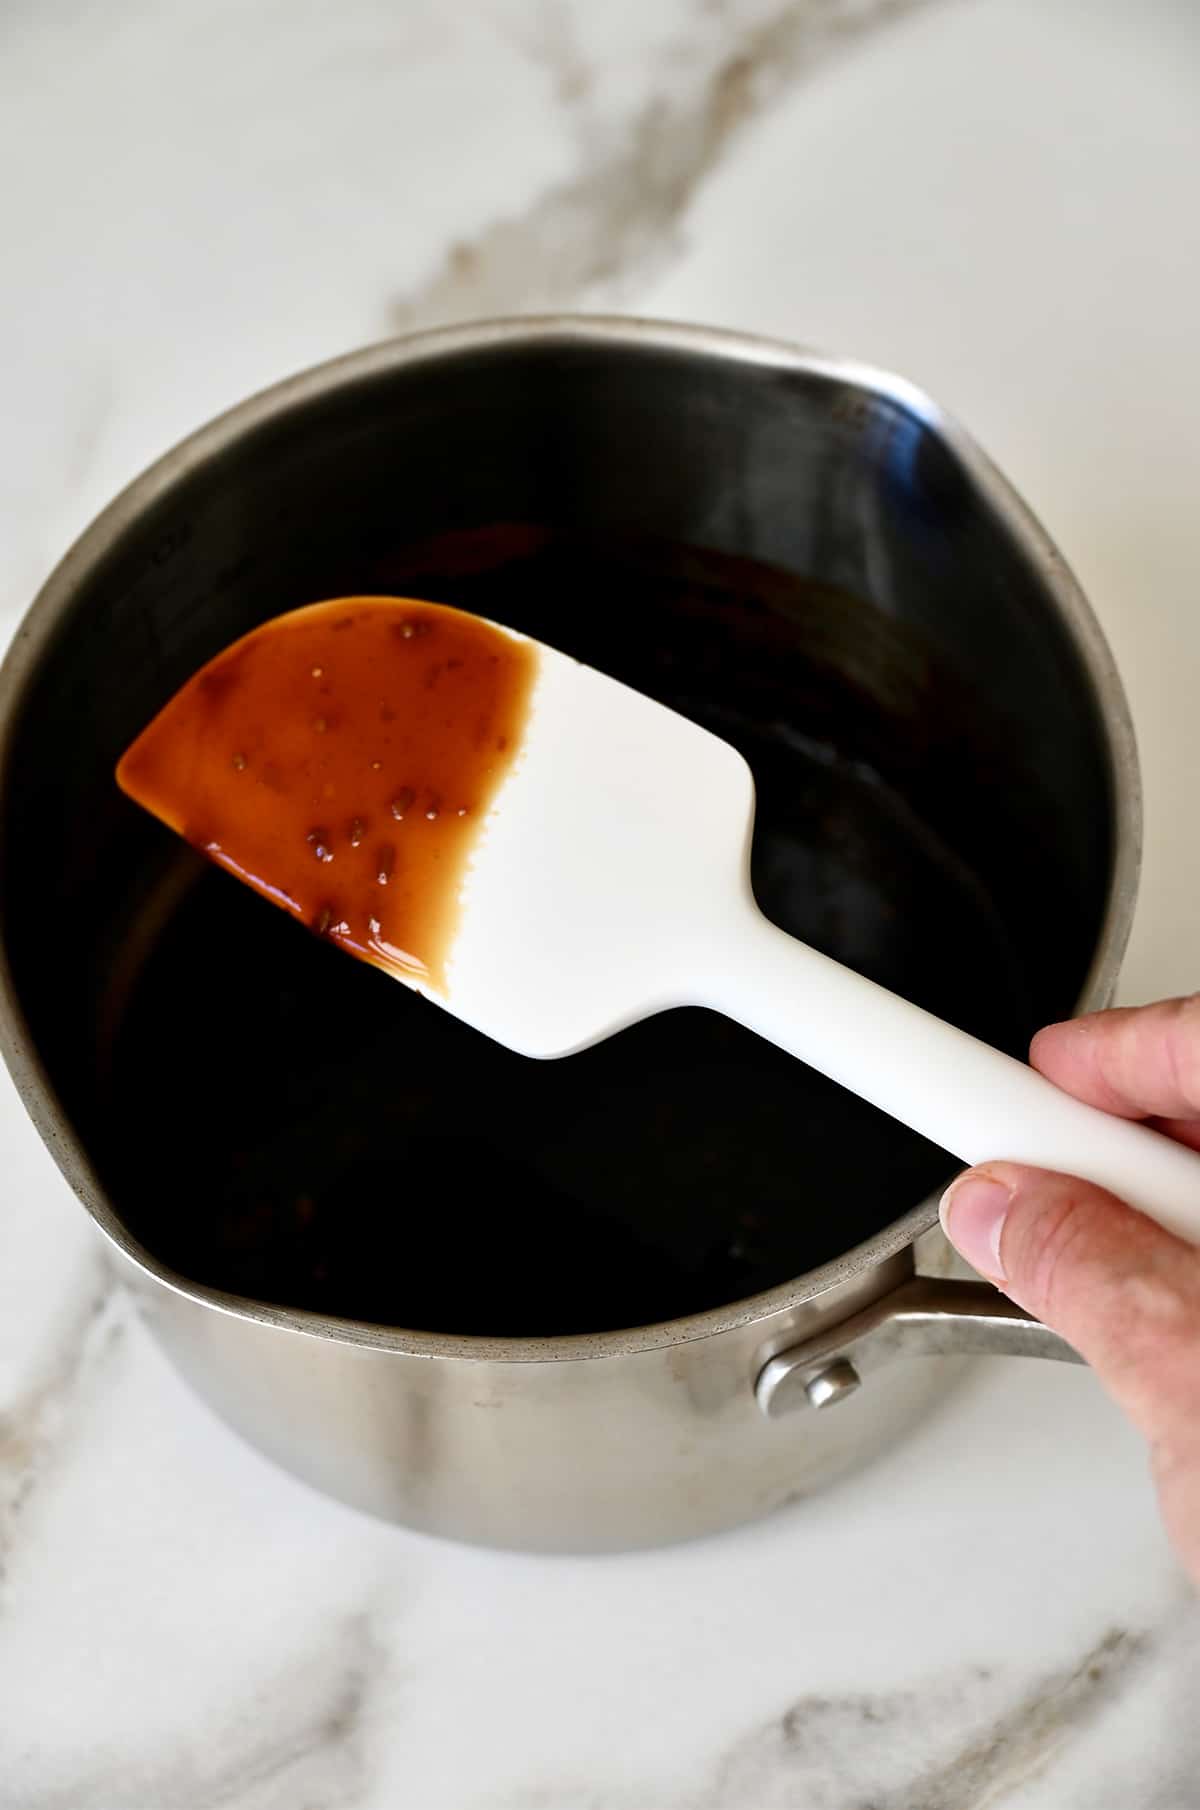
(99, 530, 1035, 1336)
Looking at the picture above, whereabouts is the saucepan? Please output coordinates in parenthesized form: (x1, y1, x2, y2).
(0, 319, 1134, 1550)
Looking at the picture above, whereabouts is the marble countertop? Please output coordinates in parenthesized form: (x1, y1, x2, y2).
(3, 0, 1200, 1803)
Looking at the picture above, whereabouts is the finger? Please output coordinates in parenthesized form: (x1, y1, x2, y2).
(940, 1161, 1200, 1445)
(1030, 995, 1200, 1123)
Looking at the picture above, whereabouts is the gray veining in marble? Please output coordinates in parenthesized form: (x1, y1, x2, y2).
(490, 1605, 1200, 1809)
(389, 0, 943, 333)
(13, 1610, 383, 1810)
(0, 1255, 120, 1600)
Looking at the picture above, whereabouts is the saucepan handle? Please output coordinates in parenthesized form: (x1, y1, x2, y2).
(755, 1275, 1082, 1418)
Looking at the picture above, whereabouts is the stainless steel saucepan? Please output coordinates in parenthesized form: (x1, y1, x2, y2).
(0, 319, 1135, 1550)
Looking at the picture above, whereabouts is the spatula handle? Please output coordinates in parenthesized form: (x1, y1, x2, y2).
(709, 906, 1200, 1246)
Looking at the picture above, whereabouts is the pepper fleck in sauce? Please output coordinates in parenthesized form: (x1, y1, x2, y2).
(116, 597, 538, 992)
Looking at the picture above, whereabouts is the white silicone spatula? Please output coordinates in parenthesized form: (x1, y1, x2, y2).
(442, 622, 1200, 1244)
(124, 599, 1200, 1245)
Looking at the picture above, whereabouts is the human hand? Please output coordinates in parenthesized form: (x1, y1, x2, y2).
(939, 996, 1200, 1584)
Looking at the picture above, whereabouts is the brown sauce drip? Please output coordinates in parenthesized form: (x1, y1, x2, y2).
(116, 597, 537, 992)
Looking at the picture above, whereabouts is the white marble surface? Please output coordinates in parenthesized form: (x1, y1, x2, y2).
(3, 0, 1200, 1803)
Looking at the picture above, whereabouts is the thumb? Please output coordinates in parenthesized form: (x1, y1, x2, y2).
(939, 1161, 1200, 1445)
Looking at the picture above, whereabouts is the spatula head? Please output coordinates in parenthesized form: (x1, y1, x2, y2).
(118, 598, 756, 1058)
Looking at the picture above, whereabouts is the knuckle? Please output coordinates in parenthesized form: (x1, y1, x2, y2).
(1010, 1184, 1200, 1378)
(1012, 1186, 1096, 1321)
(1100, 1269, 1197, 1375)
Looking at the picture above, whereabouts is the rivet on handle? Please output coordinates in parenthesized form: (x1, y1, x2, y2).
(803, 1358, 862, 1410)
(755, 1276, 1083, 1419)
